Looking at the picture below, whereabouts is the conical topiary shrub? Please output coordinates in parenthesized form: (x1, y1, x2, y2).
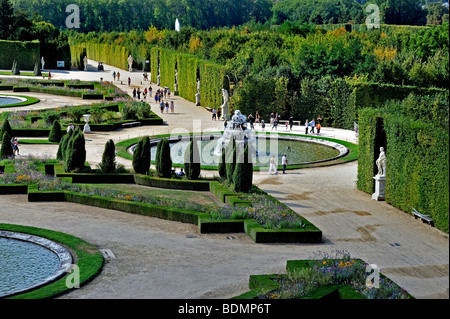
(0, 119, 13, 141)
(64, 128, 86, 172)
(233, 144, 253, 193)
(57, 128, 72, 161)
(184, 137, 201, 180)
(33, 60, 42, 76)
(0, 131, 14, 159)
(48, 120, 62, 142)
(98, 139, 116, 173)
(218, 146, 226, 179)
(156, 137, 172, 178)
(225, 137, 237, 184)
(132, 136, 150, 174)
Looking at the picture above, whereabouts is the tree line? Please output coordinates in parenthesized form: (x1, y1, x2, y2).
(7, 0, 449, 33)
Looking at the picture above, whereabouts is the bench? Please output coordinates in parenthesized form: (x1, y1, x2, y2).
(278, 120, 301, 126)
(122, 122, 141, 128)
(411, 207, 434, 226)
(205, 107, 212, 112)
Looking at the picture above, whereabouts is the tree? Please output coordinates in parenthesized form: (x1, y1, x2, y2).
(98, 139, 116, 173)
(132, 136, 150, 174)
(233, 144, 253, 193)
(48, 120, 62, 142)
(0, 131, 13, 159)
(183, 137, 201, 180)
(218, 146, 226, 179)
(57, 128, 71, 160)
(0, 119, 13, 140)
(0, 0, 14, 39)
(64, 128, 86, 172)
(156, 138, 172, 178)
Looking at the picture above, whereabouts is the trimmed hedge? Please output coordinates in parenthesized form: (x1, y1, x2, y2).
(134, 174, 210, 191)
(0, 40, 40, 70)
(357, 107, 449, 233)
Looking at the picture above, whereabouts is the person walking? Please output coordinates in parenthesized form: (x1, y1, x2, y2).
(255, 111, 260, 125)
(282, 154, 288, 174)
(316, 122, 321, 135)
(288, 116, 294, 132)
(170, 100, 175, 113)
(132, 88, 137, 99)
(137, 88, 141, 100)
(271, 117, 278, 131)
(155, 92, 159, 104)
(149, 86, 152, 97)
(270, 113, 275, 125)
(305, 119, 309, 135)
(269, 155, 278, 175)
(160, 101, 165, 113)
(117, 72, 120, 81)
(128, 77, 131, 86)
(112, 71, 116, 81)
(212, 108, 217, 120)
(248, 114, 254, 130)
(165, 102, 169, 113)
(310, 119, 315, 134)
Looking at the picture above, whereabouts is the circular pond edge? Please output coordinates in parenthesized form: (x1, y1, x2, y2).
(0, 94, 40, 108)
(0, 230, 73, 298)
(126, 133, 350, 169)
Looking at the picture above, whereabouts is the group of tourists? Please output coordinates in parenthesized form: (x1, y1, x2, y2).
(159, 100, 175, 114)
(304, 116, 323, 135)
(268, 154, 289, 175)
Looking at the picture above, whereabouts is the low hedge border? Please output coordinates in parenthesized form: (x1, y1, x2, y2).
(0, 223, 103, 299)
(134, 174, 211, 191)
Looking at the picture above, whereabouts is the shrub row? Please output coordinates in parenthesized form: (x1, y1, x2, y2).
(0, 40, 40, 70)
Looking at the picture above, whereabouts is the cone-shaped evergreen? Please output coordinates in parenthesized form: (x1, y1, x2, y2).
(57, 128, 72, 160)
(132, 136, 150, 174)
(233, 144, 253, 193)
(48, 120, 62, 142)
(218, 146, 226, 179)
(156, 137, 172, 178)
(33, 61, 42, 76)
(0, 119, 13, 140)
(64, 128, 86, 172)
(0, 132, 14, 159)
(225, 137, 237, 184)
(184, 137, 201, 180)
(99, 139, 116, 173)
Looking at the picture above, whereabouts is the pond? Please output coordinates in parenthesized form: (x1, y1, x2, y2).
(0, 96, 26, 106)
(0, 232, 72, 298)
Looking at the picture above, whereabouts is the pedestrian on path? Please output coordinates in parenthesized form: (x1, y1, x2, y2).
(160, 101, 164, 113)
(269, 155, 278, 175)
(212, 108, 217, 120)
(255, 111, 260, 125)
(165, 102, 169, 113)
(316, 123, 321, 135)
(117, 72, 120, 81)
(128, 77, 131, 86)
(282, 154, 288, 174)
(137, 88, 141, 100)
(305, 119, 309, 135)
(289, 116, 294, 132)
(310, 119, 315, 134)
(132, 88, 137, 99)
(170, 101, 175, 113)
(149, 86, 152, 97)
(113, 71, 116, 81)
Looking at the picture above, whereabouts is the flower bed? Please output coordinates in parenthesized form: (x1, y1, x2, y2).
(234, 250, 413, 299)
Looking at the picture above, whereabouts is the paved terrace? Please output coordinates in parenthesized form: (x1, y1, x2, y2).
(0, 61, 448, 299)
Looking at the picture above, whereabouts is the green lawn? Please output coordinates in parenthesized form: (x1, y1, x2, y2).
(0, 71, 49, 77)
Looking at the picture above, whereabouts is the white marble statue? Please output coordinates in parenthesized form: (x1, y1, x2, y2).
(83, 56, 88, 71)
(197, 79, 200, 93)
(220, 88, 229, 120)
(195, 92, 200, 106)
(376, 147, 386, 177)
(157, 74, 161, 86)
(41, 57, 45, 70)
(127, 55, 133, 72)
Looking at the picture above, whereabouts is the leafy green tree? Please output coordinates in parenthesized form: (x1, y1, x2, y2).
(225, 137, 237, 185)
(98, 139, 116, 173)
(218, 146, 226, 179)
(0, 0, 14, 39)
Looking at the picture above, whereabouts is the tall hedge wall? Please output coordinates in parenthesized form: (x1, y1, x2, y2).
(0, 40, 40, 70)
(357, 107, 449, 233)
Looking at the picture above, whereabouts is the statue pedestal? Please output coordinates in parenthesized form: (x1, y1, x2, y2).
(372, 175, 385, 201)
(83, 124, 91, 134)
